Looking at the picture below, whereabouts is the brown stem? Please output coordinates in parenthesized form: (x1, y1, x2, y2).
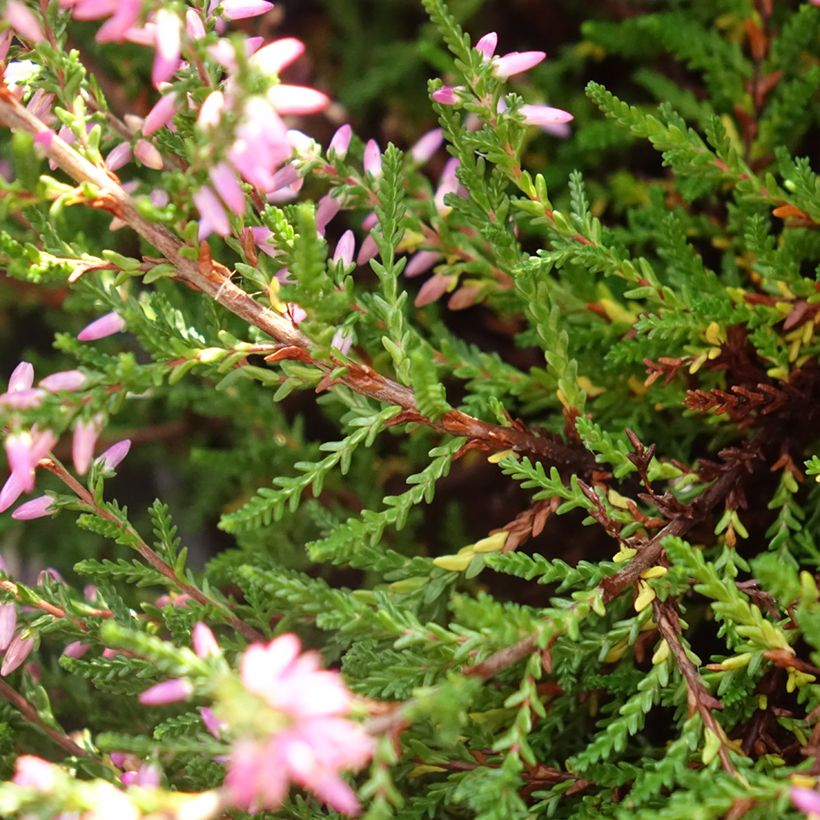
(41, 459, 264, 643)
(0, 579, 110, 630)
(653, 598, 739, 776)
(0, 677, 86, 757)
(0, 89, 592, 474)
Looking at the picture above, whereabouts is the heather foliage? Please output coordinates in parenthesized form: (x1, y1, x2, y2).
(0, 0, 818, 817)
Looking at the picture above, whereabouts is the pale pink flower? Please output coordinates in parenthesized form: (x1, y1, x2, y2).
(435, 157, 461, 212)
(62, 640, 90, 659)
(0, 473, 25, 514)
(285, 303, 307, 325)
(356, 235, 378, 266)
(415, 273, 455, 307)
(197, 90, 225, 129)
(520, 104, 573, 128)
(12, 495, 54, 521)
(431, 85, 460, 105)
(251, 37, 305, 76)
(134, 138, 163, 169)
(105, 142, 133, 172)
(78, 311, 126, 341)
(5, 429, 57, 493)
(96, 439, 131, 472)
(792, 787, 820, 815)
(316, 193, 341, 234)
(192, 622, 220, 659)
(363, 140, 382, 177)
(220, 0, 275, 19)
(8, 361, 34, 392)
(333, 231, 355, 266)
(210, 163, 246, 215)
(39, 370, 87, 391)
(0, 604, 16, 651)
(200, 706, 224, 738)
(0, 361, 43, 408)
(328, 124, 352, 159)
(410, 128, 444, 165)
(139, 677, 193, 705)
(6, 1, 45, 43)
(0, 30, 12, 62)
(1, 633, 34, 675)
(405, 250, 441, 278)
(143, 92, 178, 136)
(13, 755, 57, 792)
(267, 84, 329, 115)
(186, 9, 206, 39)
(152, 8, 182, 86)
(361, 211, 378, 231)
(475, 32, 498, 60)
(72, 415, 103, 475)
(493, 50, 546, 78)
(250, 226, 277, 257)
(194, 186, 231, 239)
(331, 329, 352, 356)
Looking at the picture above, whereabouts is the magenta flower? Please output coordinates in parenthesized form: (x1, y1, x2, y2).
(194, 186, 231, 239)
(219, 0, 275, 19)
(12, 495, 54, 521)
(138, 677, 193, 705)
(72, 416, 103, 476)
(405, 250, 441, 278)
(0, 605, 16, 651)
(143, 92, 178, 136)
(410, 128, 444, 165)
(6, 1, 45, 43)
(1, 633, 34, 676)
(96, 439, 131, 472)
(793, 787, 820, 815)
(328, 124, 352, 159)
(39, 369, 87, 391)
(363, 140, 382, 177)
(333, 231, 356, 266)
(12, 756, 57, 792)
(493, 50, 546, 78)
(78, 311, 126, 341)
(475, 31, 498, 60)
(520, 104, 573, 128)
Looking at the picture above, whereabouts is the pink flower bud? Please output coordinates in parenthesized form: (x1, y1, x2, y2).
(792, 786, 820, 815)
(493, 50, 546, 79)
(220, 0, 275, 19)
(134, 139, 163, 170)
(105, 142, 133, 172)
(39, 370, 86, 391)
(0, 388, 43, 409)
(199, 706, 223, 738)
(0, 473, 25, 514)
(268, 84, 329, 116)
(78, 311, 126, 341)
(210, 163, 246, 216)
(152, 9, 182, 86)
(268, 163, 300, 193)
(6, 1, 45, 43)
(34, 130, 54, 149)
(328, 124, 352, 160)
(363, 139, 382, 177)
(96, 439, 131, 472)
(361, 211, 378, 231)
(331, 329, 352, 356)
(315, 194, 341, 235)
(410, 128, 444, 165)
(520, 104, 573, 128)
(194, 186, 231, 239)
(13, 756, 56, 792)
(0, 605, 17, 651)
(143, 92, 178, 136)
(62, 641, 89, 660)
(404, 250, 441, 278)
(1, 633, 34, 676)
(198, 91, 225, 129)
(475, 32, 498, 60)
(192, 622, 220, 659)
(186, 9, 206, 39)
(0, 31, 11, 63)
(286, 303, 307, 325)
(435, 157, 461, 212)
(431, 85, 460, 105)
(415, 273, 454, 307)
(139, 678, 193, 705)
(12, 495, 54, 521)
(8, 361, 34, 393)
(251, 37, 305, 74)
(357, 234, 379, 266)
(332, 230, 355, 266)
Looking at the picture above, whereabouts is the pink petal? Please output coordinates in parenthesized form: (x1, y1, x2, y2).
(1, 634, 34, 676)
(11, 495, 53, 521)
(520, 103, 573, 127)
(39, 370, 86, 391)
(78, 311, 126, 341)
(6, 1, 45, 42)
(143, 92, 178, 136)
(72, 416, 102, 476)
(194, 186, 231, 238)
(251, 37, 305, 74)
(431, 85, 460, 105)
(363, 139, 382, 177)
(268, 84, 329, 115)
(0, 605, 17, 651)
(792, 787, 820, 815)
(192, 622, 220, 659)
(328, 124, 351, 159)
(315, 194, 341, 235)
(493, 50, 546, 78)
(8, 361, 34, 392)
(404, 250, 440, 278)
(13, 756, 56, 791)
(356, 235, 378, 266)
(410, 128, 443, 165)
(139, 678, 193, 705)
(134, 138, 164, 169)
(220, 0, 275, 20)
(62, 640, 90, 659)
(0, 473, 25, 514)
(332, 230, 355, 266)
(210, 162, 246, 215)
(475, 32, 497, 60)
(105, 142, 133, 172)
(95, 439, 131, 472)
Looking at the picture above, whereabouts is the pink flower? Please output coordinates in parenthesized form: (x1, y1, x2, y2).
(356, 235, 378, 266)
(0, 361, 44, 409)
(251, 37, 306, 76)
(267, 84, 329, 115)
(152, 8, 182, 86)
(194, 186, 231, 239)
(1, 633, 34, 675)
(5, 429, 57, 493)
(333, 231, 355, 266)
(431, 85, 460, 105)
(520, 104, 573, 128)
(143, 92, 178, 136)
(316, 193, 341, 235)
(410, 128, 444, 165)
(328, 124, 352, 159)
(435, 157, 461, 212)
(105, 142, 133, 172)
(331, 329, 352, 356)
(219, 0, 275, 19)
(62, 640, 90, 660)
(134, 138, 163, 169)
(285, 303, 307, 325)
(12, 495, 54, 521)
(0, 604, 17, 651)
(139, 678, 193, 705)
(78, 311, 126, 341)
(405, 250, 441, 278)
(72, 416, 103, 475)
(186, 9, 206, 39)
(96, 439, 131, 472)
(13, 756, 56, 792)
(363, 140, 382, 177)
(0, 473, 26, 514)
(197, 90, 225, 129)
(250, 226, 277, 257)
(200, 706, 224, 739)
(493, 50, 546, 78)
(6, 0, 45, 43)
(192, 622, 220, 659)
(8, 361, 34, 392)
(39, 369, 87, 391)
(415, 273, 454, 308)
(210, 163, 246, 216)
(793, 787, 820, 815)
(475, 32, 498, 59)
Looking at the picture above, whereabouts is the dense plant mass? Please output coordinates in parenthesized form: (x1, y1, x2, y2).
(0, 0, 818, 816)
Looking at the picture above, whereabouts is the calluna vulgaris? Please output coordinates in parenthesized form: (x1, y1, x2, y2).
(0, 0, 817, 817)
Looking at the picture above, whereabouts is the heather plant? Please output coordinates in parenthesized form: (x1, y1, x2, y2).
(0, 0, 818, 817)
